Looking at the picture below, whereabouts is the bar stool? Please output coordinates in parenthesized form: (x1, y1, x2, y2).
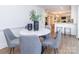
(56, 27, 63, 37)
(56, 27, 63, 32)
(64, 27, 71, 36)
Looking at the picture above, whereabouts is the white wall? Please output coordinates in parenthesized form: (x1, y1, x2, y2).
(71, 6, 79, 38)
(77, 6, 79, 38)
(0, 5, 45, 30)
(71, 6, 78, 36)
(71, 6, 78, 24)
(0, 5, 45, 49)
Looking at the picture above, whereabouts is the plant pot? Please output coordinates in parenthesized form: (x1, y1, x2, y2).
(34, 21, 39, 31)
(27, 23, 32, 31)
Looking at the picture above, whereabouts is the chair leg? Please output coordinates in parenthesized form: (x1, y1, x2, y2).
(41, 46, 45, 54)
(9, 48, 15, 54)
(54, 48, 58, 54)
(41, 46, 48, 54)
(9, 48, 12, 54)
(12, 48, 15, 54)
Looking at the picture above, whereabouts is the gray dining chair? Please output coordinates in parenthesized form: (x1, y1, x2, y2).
(43, 30, 62, 53)
(19, 35, 42, 54)
(3, 28, 19, 54)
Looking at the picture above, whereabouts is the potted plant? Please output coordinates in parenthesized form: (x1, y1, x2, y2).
(30, 10, 41, 31)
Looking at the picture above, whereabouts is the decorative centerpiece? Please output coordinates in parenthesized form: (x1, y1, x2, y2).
(30, 10, 41, 31)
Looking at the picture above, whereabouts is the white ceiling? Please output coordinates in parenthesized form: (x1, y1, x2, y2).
(39, 5, 71, 12)
(38, 5, 71, 15)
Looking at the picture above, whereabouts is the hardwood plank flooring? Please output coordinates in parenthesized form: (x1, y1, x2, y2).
(0, 35, 79, 54)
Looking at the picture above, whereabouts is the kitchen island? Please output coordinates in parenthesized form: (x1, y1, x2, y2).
(55, 23, 76, 35)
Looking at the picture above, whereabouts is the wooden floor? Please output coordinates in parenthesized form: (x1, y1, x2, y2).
(0, 34, 79, 54)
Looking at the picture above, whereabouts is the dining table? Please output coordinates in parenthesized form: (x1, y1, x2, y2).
(20, 28, 51, 36)
(19, 28, 51, 54)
